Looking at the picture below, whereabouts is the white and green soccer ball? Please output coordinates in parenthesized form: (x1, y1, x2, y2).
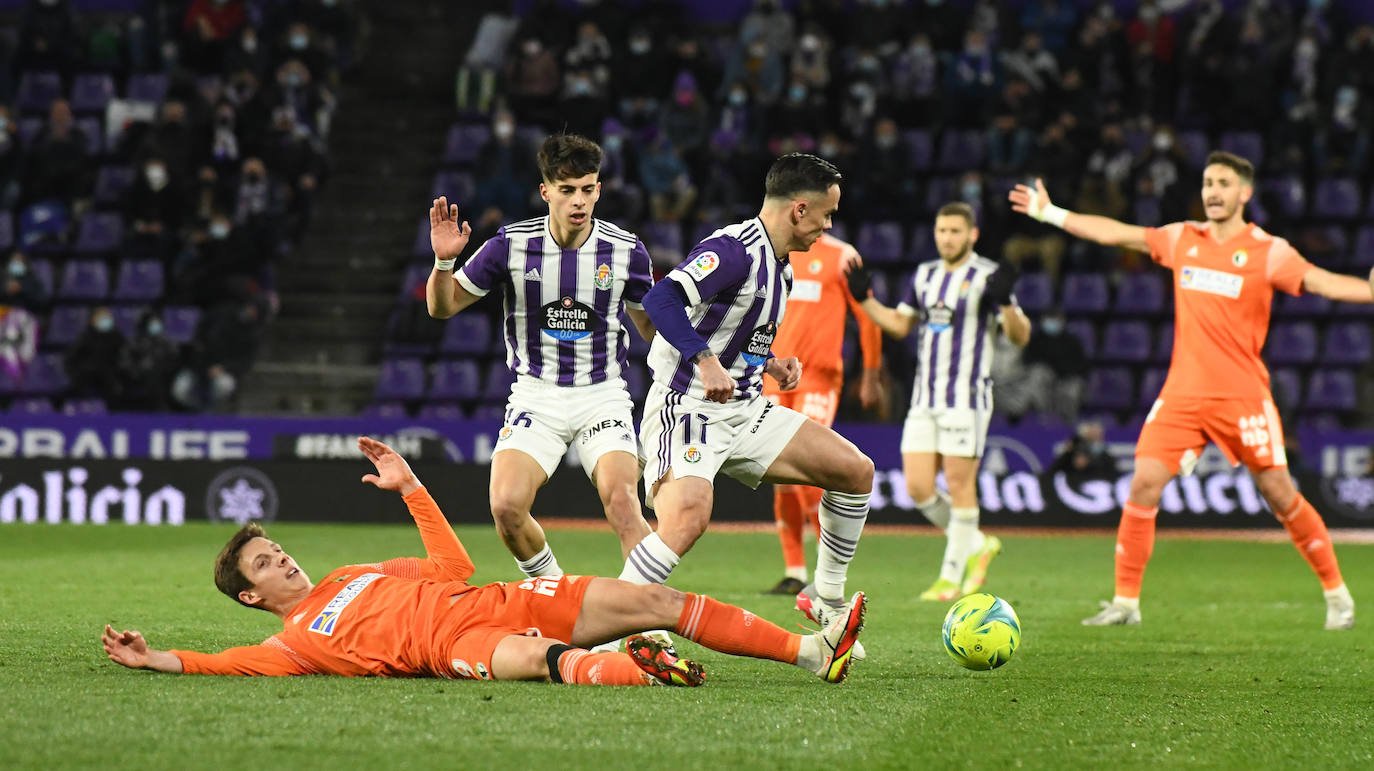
(941, 593, 1021, 671)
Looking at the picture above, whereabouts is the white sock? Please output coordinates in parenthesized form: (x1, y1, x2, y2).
(916, 492, 952, 531)
(816, 489, 870, 602)
(786, 565, 808, 582)
(1112, 595, 1141, 611)
(939, 507, 983, 583)
(516, 544, 562, 578)
(795, 633, 822, 672)
(1324, 584, 1352, 603)
(619, 532, 680, 585)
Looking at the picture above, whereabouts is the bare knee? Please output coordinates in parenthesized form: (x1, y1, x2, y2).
(1254, 470, 1297, 513)
(638, 583, 686, 624)
(659, 500, 711, 554)
(602, 485, 646, 533)
(907, 479, 935, 502)
(1128, 466, 1169, 507)
(836, 452, 874, 494)
(490, 489, 533, 530)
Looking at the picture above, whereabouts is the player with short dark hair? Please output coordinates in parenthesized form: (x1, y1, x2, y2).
(101, 438, 865, 685)
(1010, 153, 1371, 629)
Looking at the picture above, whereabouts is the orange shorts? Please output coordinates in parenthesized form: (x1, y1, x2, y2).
(444, 574, 592, 680)
(1136, 393, 1287, 475)
(766, 385, 839, 427)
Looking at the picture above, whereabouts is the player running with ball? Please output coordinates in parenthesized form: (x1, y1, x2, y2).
(1010, 151, 1370, 629)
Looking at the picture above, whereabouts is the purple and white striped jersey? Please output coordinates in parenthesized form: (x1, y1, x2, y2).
(455, 216, 654, 387)
(896, 253, 1013, 411)
(648, 217, 793, 400)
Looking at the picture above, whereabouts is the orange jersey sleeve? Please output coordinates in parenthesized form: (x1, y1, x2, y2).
(1144, 222, 1187, 268)
(1264, 237, 1313, 296)
(171, 636, 310, 676)
(392, 486, 475, 582)
(769, 235, 879, 389)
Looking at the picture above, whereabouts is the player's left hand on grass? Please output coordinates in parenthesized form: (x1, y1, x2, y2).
(983, 265, 1019, 308)
(358, 436, 422, 496)
(102, 625, 149, 669)
(766, 356, 802, 391)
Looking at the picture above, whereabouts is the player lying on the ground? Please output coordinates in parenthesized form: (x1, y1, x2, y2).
(101, 438, 865, 686)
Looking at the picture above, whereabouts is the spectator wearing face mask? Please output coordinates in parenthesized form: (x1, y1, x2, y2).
(720, 32, 785, 107)
(765, 77, 823, 145)
(637, 129, 696, 223)
(173, 210, 263, 307)
(615, 27, 670, 129)
(135, 101, 195, 184)
(594, 118, 644, 225)
(270, 60, 334, 140)
(1, 251, 49, 311)
(296, 0, 364, 72)
(0, 106, 22, 208)
(854, 118, 913, 221)
(503, 35, 560, 128)
(124, 156, 184, 265)
(1020, 309, 1088, 423)
(558, 66, 608, 139)
(65, 306, 126, 404)
(260, 107, 326, 241)
(474, 109, 537, 220)
(278, 22, 335, 86)
(224, 25, 270, 80)
(1049, 420, 1117, 476)
(117, 310, 182, 411)
(173, 300, 265, 413)
(891, 33, 939, 127)
(739, 0, 795, 57)
(790, 30, 830, 93)
(660, 71, 711, 178)
(19, 99, 90, 208)
(181, 0, 247, 74)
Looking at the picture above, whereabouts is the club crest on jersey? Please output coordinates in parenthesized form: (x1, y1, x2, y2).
(959, 279, 972, 297)
(593, 263, 614, 290)
(541, 296, 599, 340)
(1231, 250, 1248, 267)
(808, 258, 822, 274)
(926, 301, 954, 333)
(683, 446, 702, 463)
(309, 572, 383, 636)
(498, 426, 513, 441)
(685, 251, 720, 281)
(742, 320, 778, 365)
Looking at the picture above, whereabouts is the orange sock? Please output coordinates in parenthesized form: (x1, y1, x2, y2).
(1114, 502, 1158, 599)
(676, 593, 802, 664)
(799, 485, 823, 541)
(555, 649, 653, 686)
(1276, 495, 1344, 590)
(774, 486, 806, 573)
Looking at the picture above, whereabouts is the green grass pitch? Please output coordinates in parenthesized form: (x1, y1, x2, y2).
(2, 521, 1371, 770)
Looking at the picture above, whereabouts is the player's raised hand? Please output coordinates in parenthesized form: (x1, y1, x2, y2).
(102, 625, 150, 669)
(765, 356, 802, 391)
(429, 196, 472, 262)
(695, 354, 737, 403)
(1008, 178, 1054, 221)
(358, 436, 422, 496)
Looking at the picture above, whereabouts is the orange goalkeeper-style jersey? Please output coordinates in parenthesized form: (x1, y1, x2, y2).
(1145, 221, 1314, 400)
(171, 488, 494, 678)
(764, 233, 882, 392)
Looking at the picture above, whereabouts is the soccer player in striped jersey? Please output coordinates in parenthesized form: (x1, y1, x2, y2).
(101, 437, 866, 686)
(426, 134, 656, 587)
(1011, 152, 1368, 629)
(848, 202, 1031, 602)
(628, 153, 876, 634)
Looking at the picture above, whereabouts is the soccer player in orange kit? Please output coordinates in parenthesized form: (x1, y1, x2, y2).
(761, 232, 884, 595)
(101, 437, 865, 685)
(1010, 151, 1372, 629)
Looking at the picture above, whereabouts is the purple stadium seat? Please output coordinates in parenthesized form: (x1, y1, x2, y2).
(1116, 272, 1166, 314)
(16, 71, 61, 114)
(412, 217, 432, 257)
(1219, 131, 1262, 168)
(430, 171, 477, 203)
(1176, 130, 1209, 169)
(126, 73, 169, 103)
(110, 306, 142, 338)
(1139, 368, 1168, 408)
(1155, 321, 1174, 363)
(1305, 370, 1356, 412)
(936, 129, 985, 171)
(112, 260, 165, 301)
(58, 260, 110, 300)
(642, 221, 683, 256)
(1277, 290, 1332, 316)
(93, 165, 135, 205)
(44, 305, 90, 348)
(470, 403, 506, 423)
(0, 211, 12, 253)
(1060, 273, 1110, 314)
(161, 306, 201, 344)
(1013, 272, 1052, 313)
(1133, 195, 1161, 226)
(1351, 226, 1374, 269)
(416, 403, 467, 420)
(856, 222, 903, 264)
(1321, 322, 1372, 365)
(443, 123, 490, 166)
(923, 176, 955, 214)
(19, 353, 69, 395)
(428, 360, 482, 401)
(1311, 178, 1362, 220)
(1083, 367, 1134, 411)
(438, 314, 491, 357)
(73, 212, 124, 255)
(361, 402, 409, 418)
(1065, 319, 1097, 359)
(1261, 175, 1305, 219)
(71, 74, 116, 114)
(7, 396, 54, 413)
(18, 201, 70, 252)
(482, 360, 514, 401)
(63, 398, 107, 415)
(28, 258, 53, 296)
(396, 263, 430, 300)
(1264, 322, 1317, 365)
(374, 358, 426, 401)
(903, 130, 933, 170)
(1100, 320, 1153, 363)
(1269, 368, 1302, 411)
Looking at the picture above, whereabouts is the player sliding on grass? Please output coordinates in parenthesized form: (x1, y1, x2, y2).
(1010, 151, 1370, 630)
(101, 437, 865, 686)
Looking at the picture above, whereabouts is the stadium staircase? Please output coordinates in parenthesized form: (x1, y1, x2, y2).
(239, 0, 496, 414)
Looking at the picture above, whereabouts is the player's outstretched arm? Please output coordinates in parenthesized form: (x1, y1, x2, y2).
(1303, 266, 1374, 304)
(1009, 178, 1149, 253)
(426, 196, 482, 319)
(358, 436, 475, 581)
(102, 625, 184, 673)
(843, 260, 918, 339)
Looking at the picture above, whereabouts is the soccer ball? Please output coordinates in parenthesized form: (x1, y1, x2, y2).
(941, 593, 1021, 671)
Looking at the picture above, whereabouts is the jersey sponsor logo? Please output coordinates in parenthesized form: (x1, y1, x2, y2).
(1180, 266, 1243, 299)
(523, 267, 542, 282)
(309, 572, 383, 636)
(541, 296, 600, 340)
(750, 400, 774, 434)
(593, 263, 614, 290)
(790, 279, 822, 302)
(685, 251, 719, 281)
(517, 576, 561, 596)
(808, 258, 822, 274)
(926, 301, 954, 333)
(683, 446, 702, 463)
(580, 418, 629, 445)
(753, 286, 768, 298)
(1231, 250, 1248, 267)
(742, 320, 778, 365)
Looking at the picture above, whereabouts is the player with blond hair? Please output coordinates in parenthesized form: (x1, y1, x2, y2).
(1009, 151, 1370, 629)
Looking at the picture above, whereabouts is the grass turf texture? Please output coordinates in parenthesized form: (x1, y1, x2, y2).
(2, 523, 1371, 770)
